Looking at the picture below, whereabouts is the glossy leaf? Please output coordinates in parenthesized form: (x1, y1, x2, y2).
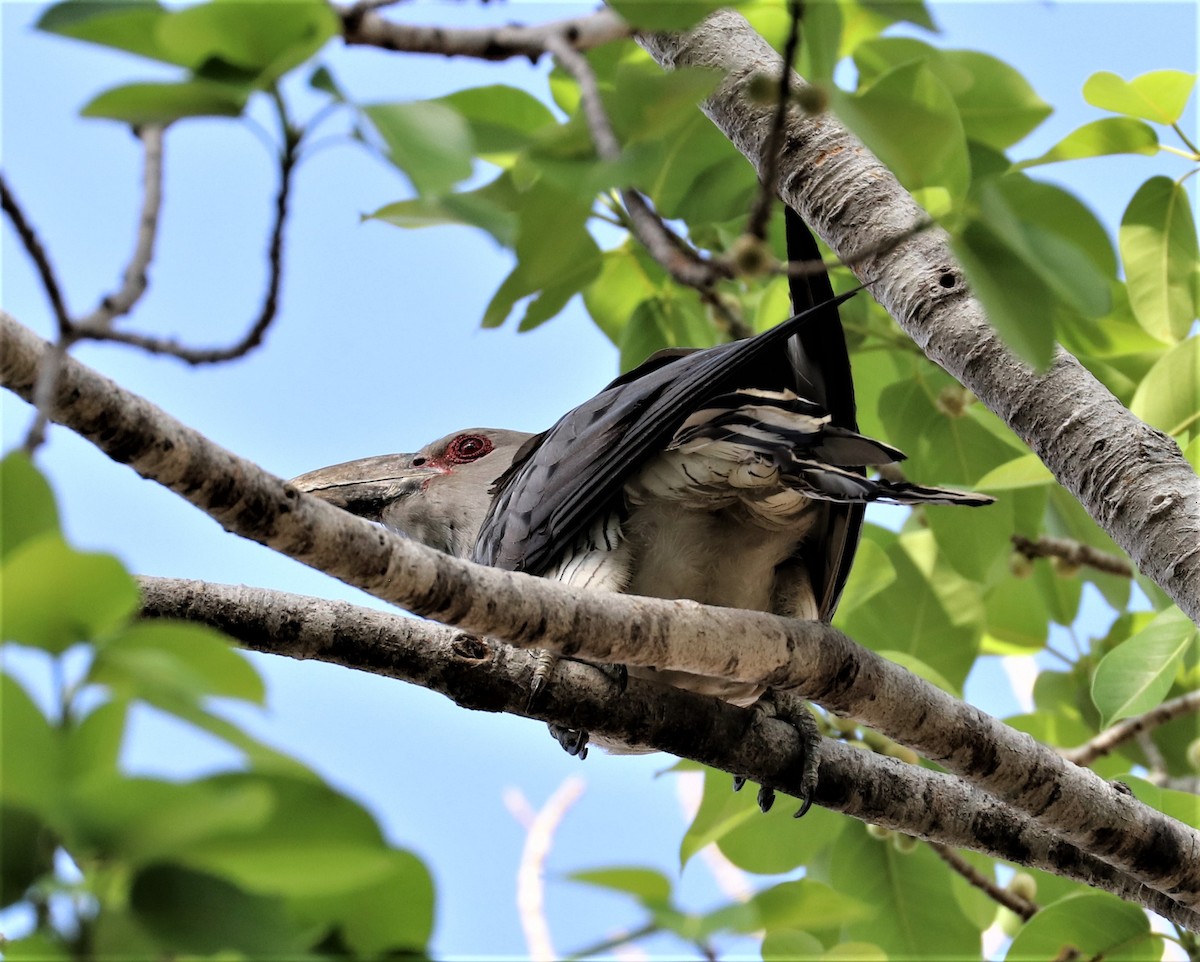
(1092, 607, 1195, 727)
(367, 172, 520, 248)
(1006, 890, 1157, 961)
(831, 822, 980, 957)
(365, 101, 474, 196)
(1120, 176, 1199, 343)
(82, 80, 247, 123)
(436, 85, 556, 160)
(833, 538, 896, 615)
(1, 535, 138, 653)
(1083, 69, 1197, 124)
(582, 246, 662, 345)
(0, 453, 59, 561)
(570, 866, 672, 903)
(853, 39, 1050, 149)
(1119, 775, 1200, 829)
(831, 60, 969, 205)
(976, 452, 1054, 490)
(1017, 117, 1158, 168)
(36, 0, 181, 65)
(1130, 336, 1200, 437)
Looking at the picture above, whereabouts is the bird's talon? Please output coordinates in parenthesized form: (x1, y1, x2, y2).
(793, 796, 813, 818)
(757, 785, 776, 813)
(732, 775, 747, 793)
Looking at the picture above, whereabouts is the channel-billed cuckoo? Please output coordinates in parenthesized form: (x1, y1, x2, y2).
(291, 212, 992, 813)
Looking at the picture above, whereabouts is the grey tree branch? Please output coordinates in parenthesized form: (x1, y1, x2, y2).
(1065, 692, 1200, 767)
(76, 125, 165, 330)
(638, 11, 1200, 624)
(2, 311, 1197, 911)
(1012, 533, 1134, 579)
(134, 575, 1198, 929)
(338, 5, 630, 61)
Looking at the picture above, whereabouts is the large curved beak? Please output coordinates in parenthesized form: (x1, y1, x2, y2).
(289, 454, 441, 521)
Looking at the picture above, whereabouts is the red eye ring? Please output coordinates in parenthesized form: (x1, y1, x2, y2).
(446, 434, 493, 464)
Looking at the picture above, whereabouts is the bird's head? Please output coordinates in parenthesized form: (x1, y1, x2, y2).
(289, 428, 533, 558)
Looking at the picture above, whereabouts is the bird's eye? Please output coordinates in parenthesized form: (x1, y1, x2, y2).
(446, 434, 493, 463)
(412, 456, 427, 467)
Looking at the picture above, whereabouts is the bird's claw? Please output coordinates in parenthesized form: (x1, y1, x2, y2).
(548, 724, 589, 759)
(733, 690, 821, 817)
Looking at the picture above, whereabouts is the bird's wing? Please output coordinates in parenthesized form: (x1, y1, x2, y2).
(473, 282, 859, 575)
(782, 208, 864, 621)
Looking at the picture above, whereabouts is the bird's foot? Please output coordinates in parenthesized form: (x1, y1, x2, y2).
(536, 658, 628, 762)
(548, 723, 589, 759)
(733, 690, 821, 817)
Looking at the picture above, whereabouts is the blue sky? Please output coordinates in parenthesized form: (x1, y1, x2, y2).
(2, 2, 1196, 958)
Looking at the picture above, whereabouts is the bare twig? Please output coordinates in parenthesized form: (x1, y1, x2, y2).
(507, 778, 585, 962)
(928, 842, 1038, 921)
(545, 33, 731, 295)
(1, 171, 72, 335)
(77, 126, 165, 330)
(85, 123, 298, 364)
(1012, 534, 1134, 579)
(745, 0, 802, 241)
(1065, 691, 1200, 767)
(339, 5, 630, 61)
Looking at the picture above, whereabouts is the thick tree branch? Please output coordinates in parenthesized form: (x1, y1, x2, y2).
(638, 12, 1200, 624)
(337, 5, 630, 61)
(2, 312, 1197, 910)
(135, 576, 1198, 929)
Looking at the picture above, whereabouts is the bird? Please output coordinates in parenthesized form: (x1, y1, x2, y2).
(289, 211, 992, 814)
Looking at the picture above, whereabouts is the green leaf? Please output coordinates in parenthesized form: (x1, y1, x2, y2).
(68, 775, 274, 861)
(1092, 608, 1195, 727)
(569, 867, 672, 904)
(608, 0, 731, 30)
(130, 862, 305, 956)
(1, 804, 56, 908)
(366, 171, 520, 248)
(761, 929, 826, 960)
(36, 0, 181, 66)
(853, 39, 1051, 149)
(981, 577, 1050, 653)
(1, 453, 60, 561)
(955, 174, 1114, 366)
(82, 81, 248, 123)
(155, 0, 337, 85)
(1083, 69, 1197, 125)
(175, 774, 396, 897)
(833, 538, 896, 615)
(1006, 890, 1156, 961)
(582, 245, 662, 345)
(65, 699, 128, 785)
(831, 60, 969, 205)
(90, 620, 265, 707)
(976, 453, 1054, 490)
(0, 673, 60, 813)
(1017, 118, 1159, 168)
(1119, 176, 1199, 343)
(365, 101, 474, 196)
(1, 535, 138, 653)
(736, 879, 872, 933)
(831, 822, 980, 957)
(1118, 775, 1200, 829)
(436, 85, 556, 161)
(320, 849, 435, 955)
(1130, 336, 1200, 437)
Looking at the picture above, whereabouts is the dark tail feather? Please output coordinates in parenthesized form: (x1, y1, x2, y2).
(871, 480, 995, 507)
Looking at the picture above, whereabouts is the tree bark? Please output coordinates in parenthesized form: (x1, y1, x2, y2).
(639, 12, 1200, 624)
